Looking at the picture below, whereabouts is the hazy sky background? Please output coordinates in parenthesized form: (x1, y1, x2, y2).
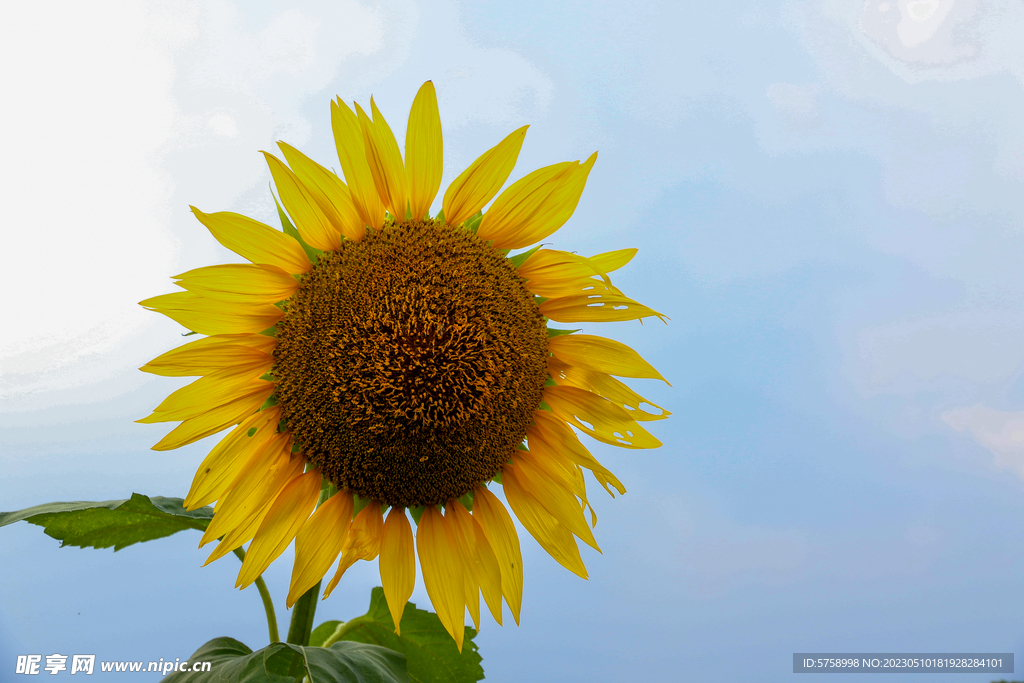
(3, 1, 1024, 681)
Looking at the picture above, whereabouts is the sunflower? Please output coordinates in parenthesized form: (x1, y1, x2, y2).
(139, 81, 669, 650)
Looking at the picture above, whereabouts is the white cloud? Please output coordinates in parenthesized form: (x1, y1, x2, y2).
(0, 0, 557, 417)
(943, 404, 1024, 479)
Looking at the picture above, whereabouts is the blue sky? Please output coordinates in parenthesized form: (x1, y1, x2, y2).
(3, 0, 1024, 681)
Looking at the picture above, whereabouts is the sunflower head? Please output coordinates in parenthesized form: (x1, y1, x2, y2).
(140, 81, 669, 649)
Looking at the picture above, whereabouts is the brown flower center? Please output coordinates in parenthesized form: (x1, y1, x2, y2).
(273, 218, 548, 507)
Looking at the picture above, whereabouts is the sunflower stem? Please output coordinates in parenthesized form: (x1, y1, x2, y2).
(232, 547, 279, 644)
(286, 580, 321, 646)
(320, 616, 371, 648)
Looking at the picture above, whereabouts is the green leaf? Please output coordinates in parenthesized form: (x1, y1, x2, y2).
(163, 636, 407, 683)
(333, 587, 483, 683)
(0, 493, 212, 551)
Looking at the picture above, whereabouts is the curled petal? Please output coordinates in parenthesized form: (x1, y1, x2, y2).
(543, 385, 662, 449)
(529, 410, 625, 496)
(288, 490, 354, 608)
(548, 357, 670, 422)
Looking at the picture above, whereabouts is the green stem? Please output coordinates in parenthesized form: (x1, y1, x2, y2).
(286, 580, 321, 645)
(233, 547, 280, 643)
(320, 616, 371, 648)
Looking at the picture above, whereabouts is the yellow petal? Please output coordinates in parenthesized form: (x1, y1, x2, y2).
(539, 291, 666, 324)
(173, 263, 298, 305)
(199, 433, 298, 543)
(140, 360, 275, 423)
(528, 410, 625, 496)
(278, 141, 365, 241)
(543, 385, 662, 449)
(347, 501, 384, 559)
(510, 450, 599, 551)
(379, 507, 416, 634)
(141, 336, 276, 377)
(405, 81, 442, 219)
(417, 506, 466, 651)
(237, 469, 321, 588)
(331, 98, 386, 229)
(519, 248, 639, 298)
(189, 207, 310, 275)
(587, 248, 637, 274)
(444, 501, 480, 631)
(319, 499, 384, 602)
(289, 490, 354, 608)
(322, 549, 360, 600)
(200, 449, 305, 564)
(548, 357, 670, 422)
(501, 463, 588, 579)
(547, 334, 668, 383)
(184, 406, 282, 510)
(472, 486, 523, 624)
(140, 292, 284, 336)
(150, 384, 274, 451)
(263, 151, 342, 252)
(449, 500, 503, 627)
(442, 126, 528, 227)
(357, 99, 410, 220)
(477, 152, 597, 250)
(518, 249, 610, 298)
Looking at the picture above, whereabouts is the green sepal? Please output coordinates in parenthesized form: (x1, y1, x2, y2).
(546, 327, 579, 337)
(434, 209, 445, 224)
(408, 506, 425, 525)
(0, 493, 212, 551)
(271, 184, 323, 262)
(490, 472, 502, 485)
(161, 636, 407, 683)
(506, 244, 542, 268)
(463, 211, 483, 234)
(456, 491, 474, 512)
(352, 494, 371, 516)
(324, 587, 483, 683)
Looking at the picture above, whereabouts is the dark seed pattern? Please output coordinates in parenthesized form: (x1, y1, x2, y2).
(273, 218, 549, 507)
